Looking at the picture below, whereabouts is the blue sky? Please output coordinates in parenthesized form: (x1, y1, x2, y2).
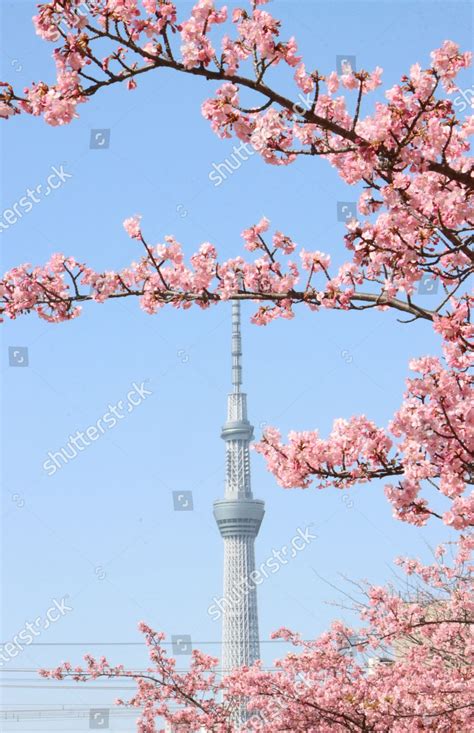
(1, 1, 472, 729)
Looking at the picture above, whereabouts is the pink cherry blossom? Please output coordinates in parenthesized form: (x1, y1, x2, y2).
(1, 202, 472, 530)
(0, 1, 471, 531)
(0, 101, 15, 118)
(123, 214, 142, 239)
(294, 63, 314, 93)
(1, 8, 473, 728)
(38, 536, 473, 731)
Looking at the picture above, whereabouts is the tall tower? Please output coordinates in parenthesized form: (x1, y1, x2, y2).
(214, 300, 265, 684)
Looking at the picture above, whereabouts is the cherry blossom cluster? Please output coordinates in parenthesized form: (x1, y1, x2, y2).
(0, 215, 418, 324)
(1, 207, 472, 530)
(40, 623, 229, 731)
(0, 1, 472, 527)
(39, 536, 474, 731)
(0, 2, 471, 179)
(1, 3, 471, 332)
(0, 3, 471, 321)
(257, 356, 473, 528)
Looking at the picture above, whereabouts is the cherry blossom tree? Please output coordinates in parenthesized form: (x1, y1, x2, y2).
(40, 535, 474, 731)
(1, 3, 473, 728)
(1, 0, 472, 529)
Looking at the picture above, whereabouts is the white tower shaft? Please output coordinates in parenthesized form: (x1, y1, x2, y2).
(214, 300, 265, 691)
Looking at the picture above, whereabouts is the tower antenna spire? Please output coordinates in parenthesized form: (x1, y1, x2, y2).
(231, 299, 242, 392)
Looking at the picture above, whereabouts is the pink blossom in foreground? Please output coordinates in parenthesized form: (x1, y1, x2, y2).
(39, 537, 474, 731)
(257, 357, 473, 528)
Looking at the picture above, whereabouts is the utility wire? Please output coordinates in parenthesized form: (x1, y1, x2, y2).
(0, 639, 298, 646)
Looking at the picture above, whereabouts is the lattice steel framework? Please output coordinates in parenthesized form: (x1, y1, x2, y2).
(214, 301, 265, 695)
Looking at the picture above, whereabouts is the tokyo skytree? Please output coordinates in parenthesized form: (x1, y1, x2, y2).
(213, 300, 265, 685)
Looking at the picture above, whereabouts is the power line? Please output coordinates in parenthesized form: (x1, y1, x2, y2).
(0, 669, 202, 674)
(0, 665, 280, 685)
(0, 639, 296, 646)
(1, 684, 137, 689)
